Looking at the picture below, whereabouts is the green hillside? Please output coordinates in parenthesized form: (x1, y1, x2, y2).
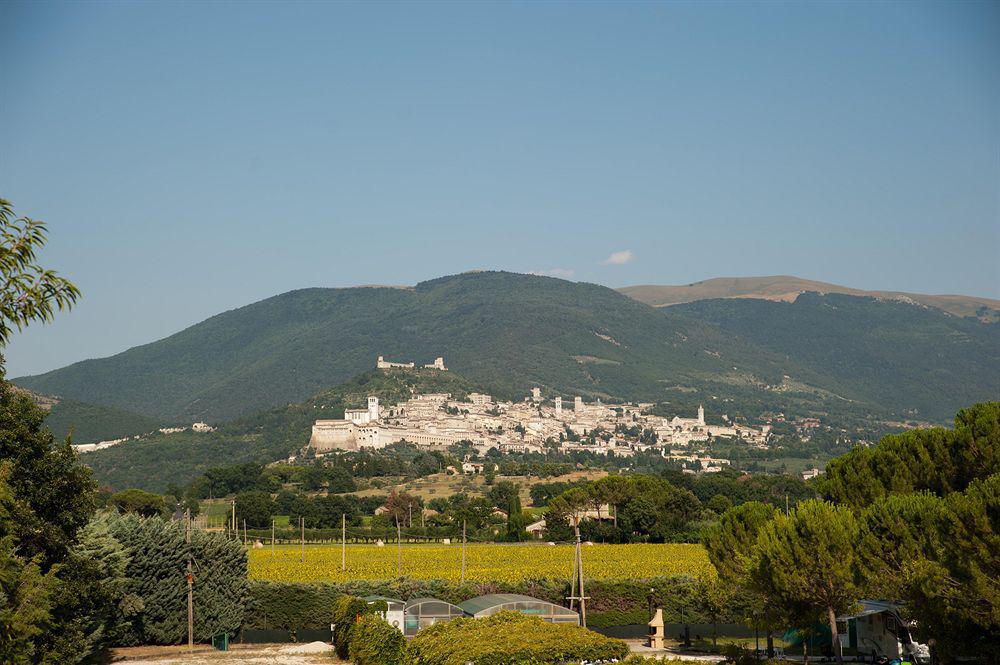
(83, 367, 482, 492)
(672, 293, 1000, 421)
(15, 272, 801, 422)
(15, 272, 998, 433)
(43, 398, 162, 444)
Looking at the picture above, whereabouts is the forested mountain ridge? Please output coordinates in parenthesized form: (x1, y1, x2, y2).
(670, 293, 999, 422)
(17, 272, 803, 422)
(16, 271, 999, 429)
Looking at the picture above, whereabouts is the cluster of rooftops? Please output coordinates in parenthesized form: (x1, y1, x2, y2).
(363, 593, 580, 636)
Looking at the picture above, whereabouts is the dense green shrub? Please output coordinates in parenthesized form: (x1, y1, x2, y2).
(406, 611, 629, 665)
(108, 513, 248, 645)
(331, 595, 371, 659)
(349, 613, 406, 665)
(244, 581, 341, 630)
(587, 607, 650, 628)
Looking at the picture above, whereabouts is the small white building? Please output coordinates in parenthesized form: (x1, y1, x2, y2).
(365, 596, 406, 633)
(526, 519, 547, 539)
(462, 461, 484, 474)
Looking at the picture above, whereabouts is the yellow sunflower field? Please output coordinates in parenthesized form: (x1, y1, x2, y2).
(248, 542, 713, 583)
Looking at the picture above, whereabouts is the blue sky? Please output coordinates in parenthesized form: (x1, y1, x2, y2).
(1, 1, 997, 377)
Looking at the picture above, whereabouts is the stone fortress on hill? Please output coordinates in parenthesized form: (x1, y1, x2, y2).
(309, 356, 771, 468)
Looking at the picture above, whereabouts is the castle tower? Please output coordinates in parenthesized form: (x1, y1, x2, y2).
(555, 397, 562, 418)
(532, 387, 541, 401)
(697, 404, 705, 426)
(368, 396, 380, 422)
(575, 396, 583, 412)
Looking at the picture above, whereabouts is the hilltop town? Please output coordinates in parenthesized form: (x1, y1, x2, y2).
(309, 355, 772, 471)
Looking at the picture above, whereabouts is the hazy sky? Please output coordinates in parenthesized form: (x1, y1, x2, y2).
(1, 1, 997, 377)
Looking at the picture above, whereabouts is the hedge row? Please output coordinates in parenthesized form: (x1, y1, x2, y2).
(406, 611, 630, 665)
(246, 575, 733, 630)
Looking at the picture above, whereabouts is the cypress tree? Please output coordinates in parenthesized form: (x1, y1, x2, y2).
(108, 514, 248, 644)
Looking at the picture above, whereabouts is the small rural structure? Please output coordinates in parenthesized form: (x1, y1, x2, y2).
(648, 608, 665, 649)
(458, 594, 580, 625)
(365, 595, 405, 632)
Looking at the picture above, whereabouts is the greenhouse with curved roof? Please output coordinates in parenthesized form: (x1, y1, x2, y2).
(458, 594, 580, 625)
(403, 597, 468, 636)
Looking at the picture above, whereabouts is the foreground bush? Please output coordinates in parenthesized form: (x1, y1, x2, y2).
(349, 613, 406, 665)
(108, 513, 248, 645)
(331, 595, 370, 659)
(405, 611, 629, 665)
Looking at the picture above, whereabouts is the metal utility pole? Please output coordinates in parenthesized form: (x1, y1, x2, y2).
(396, 517, 402, 577)
(300, 517, 305, 563)
(566, 521, 588, 626)
(341, 513, 346, 571)
(567, 519, 579, 611)
(461, 519, 467, 584)
(185, 508, 193, 651)
(271, 518, 275, 555)
(231, 500, 236, 534)
(577, 523, 588, 628)
(243, 519, 247, 545)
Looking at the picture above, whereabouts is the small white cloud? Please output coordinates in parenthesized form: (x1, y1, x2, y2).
(602, 249, 633, 266)
(529, 268, 575, 279)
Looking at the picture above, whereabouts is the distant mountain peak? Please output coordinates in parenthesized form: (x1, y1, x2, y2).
(619, 276, 999, 322)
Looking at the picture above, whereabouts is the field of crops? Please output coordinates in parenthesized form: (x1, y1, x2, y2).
(248, 542, 713, 583)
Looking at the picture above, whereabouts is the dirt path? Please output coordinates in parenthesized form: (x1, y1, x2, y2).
(111, 642, 338, 664)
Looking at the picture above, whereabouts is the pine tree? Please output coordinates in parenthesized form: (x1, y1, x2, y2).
(856, 492, 944, 600)
(905, 475, 1000, 662)
(703, 501, 784, 653)
(820, 402, 999, 508)
(703, 501, 777, 583)
(748, 500, 861, 665)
